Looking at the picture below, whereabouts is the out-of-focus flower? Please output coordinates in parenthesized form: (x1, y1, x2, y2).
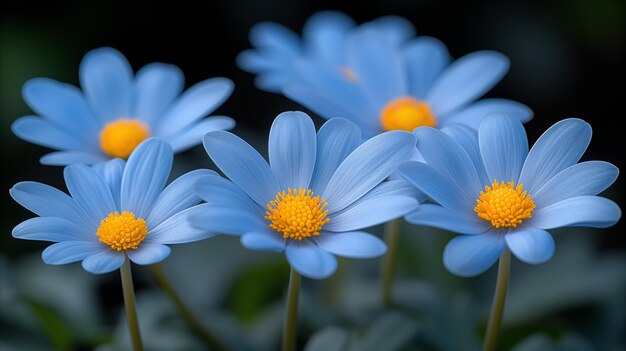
(237, 11, 414, 93)
(10, 139, 216, 274)
(188, 111, 421, 279)
(399, 115, 620, 276)
(12, 47, 234, 165)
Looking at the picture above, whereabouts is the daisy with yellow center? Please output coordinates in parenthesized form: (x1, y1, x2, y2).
(474, 180, 535, 229)
(266, 188, 330, 240)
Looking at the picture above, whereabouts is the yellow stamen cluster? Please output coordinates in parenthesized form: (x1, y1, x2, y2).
(474, 180, 536, 229)
(265, 188, 330, 240)
(380, 97, 437, 132)
(99, 118, 150, 159)
(96, 211, 147, 251)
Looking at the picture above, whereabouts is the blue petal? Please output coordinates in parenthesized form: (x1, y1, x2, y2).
(303, 11, 355, 65)
(269, 112, 317, 189)
(42, 241, 106, 265)
(236, 49, 276, 72)
(285, 242, 338, 279)
(13, 217, 94, 242)
(346, 28, 405, 109)
(10, 181, 91, 227)
(532, 161, 619, 208)
(81, 250, 125, 274)
(442, 99, 533, 128)
(120, 138, 173, 218)
(404, 36, 451, 99)
(519, 118, 592, 194)
(325, 195, 418, 232)
(64, 164, 117, 226)
(146, 169, 215, 228)
(194, 175, 262, 215)
(241, 232, 285, 252)
(93, 158, 125, 210)
(203, 131, 279, 207)
(316, 231, 386, 258)
(249, 22, 301, 54)
(478, 115, 528, 183)
(12, 116, 90, 150)
(367, 15, 415, 45)
(427, 51, 509, 117)
(443, 231, 506, 277)
(22, 78, 101, 138)
(79, 47, 133, 121)
(154, 78, 233, 137)
(134, 63, 184, 125)
(166, 116, 235, 152)
(323, 130, 416, 212)
(441, 124, 489, 185)
(187, 204, 267, 235)
(147, 205, 217, 244)
(40, 151, 108, 166)
(310, 118, 361, 194)
(505, 227, 554, 264)
(529, 196, 621, 229)
(405, 204, 489, 234)
(127, 244, 171, 265)
(413, 127, 481, 206)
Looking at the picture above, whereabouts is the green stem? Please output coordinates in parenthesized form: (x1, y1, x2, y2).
(149, 264, 225, 351)
(380, 219, 401, 307)
(483, 248, 511, 351)
(120, 255, 143, 351)
(282, 268, 301, 351)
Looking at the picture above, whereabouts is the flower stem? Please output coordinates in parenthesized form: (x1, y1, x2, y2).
(380, 218, 401, 306)
(483, 248, 511, 351)
(282, 268, 301, 351)
(149, 264, 225, 351)
(120, 255, 143, 351)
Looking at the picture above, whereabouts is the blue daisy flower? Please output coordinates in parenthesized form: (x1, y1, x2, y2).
(284, 27, 533, 138)
(12, 47, 235, 166)
(188, 111, 421, 279)
(398, 115, 621, 276)
(10, 138, 216, 274)
(237, 11, 414, 93)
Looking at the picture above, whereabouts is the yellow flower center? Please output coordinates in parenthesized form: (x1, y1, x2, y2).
(96, 211, 147, 251)
(339, 66, 357, 81)
(265, 188, 330, 241)
(474, 180, 536, 229)
(99, 119, 150, 159)
(380, 97, 437, 132)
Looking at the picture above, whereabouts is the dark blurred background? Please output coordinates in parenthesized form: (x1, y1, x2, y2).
(1, 1, 624, 350)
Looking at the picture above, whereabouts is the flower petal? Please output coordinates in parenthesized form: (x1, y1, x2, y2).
(529, 196, 621, 229)
(367, 15, 415, 45)
(79, 47, 133, 121)
(427, 51, 509, 116)
(443, 231, 506, 277)
(405, 204, 489, 234)
(323, 130, 416, 212)
(285, 242, 338, 279)
(155, 78, 233, 136)
(532, 161, 619, 208)
(442, 98, 533, 128)
(134, 63, 184, 125)
(316, 231, 386, 258)
(146, 169, 215, 228)
(165, 116, 235, 153)
(310, 118, 361, 194)
(12, 116, 89, 150)
(40, 151, 108, 166)
(81, 250, 125, 274)
(127, 244, 171, 265)
(64, 164, 117, 226)
(478, 115, 528, 183)
(13, 217, 94, 242)
(519, 118, 592, 194)
(326, 195, 418, 232)
(303, 11, 355, 65)
(203, 131, 279, 207)
(404, 36, 451, 99)
(241, 232, 285, 252)
(269, 112, 317, 189)
(441, 124, 489, 185)
(194, 175, 262, 215)
(120, 138, 173, 218)
(147, 205, 217, 244)
(93, 158, 125, 210)
(42, 241, 106, 265)
(187, 204, 267, 235)
(505, 227, 554, 264)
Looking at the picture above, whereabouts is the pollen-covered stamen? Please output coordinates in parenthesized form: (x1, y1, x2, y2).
(100, 118, 150, 159)
(97, 211, 148, 251)
(474, 180, 536, 229)
(380, 97, 437, 132)
(265, 188, 330, 241)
